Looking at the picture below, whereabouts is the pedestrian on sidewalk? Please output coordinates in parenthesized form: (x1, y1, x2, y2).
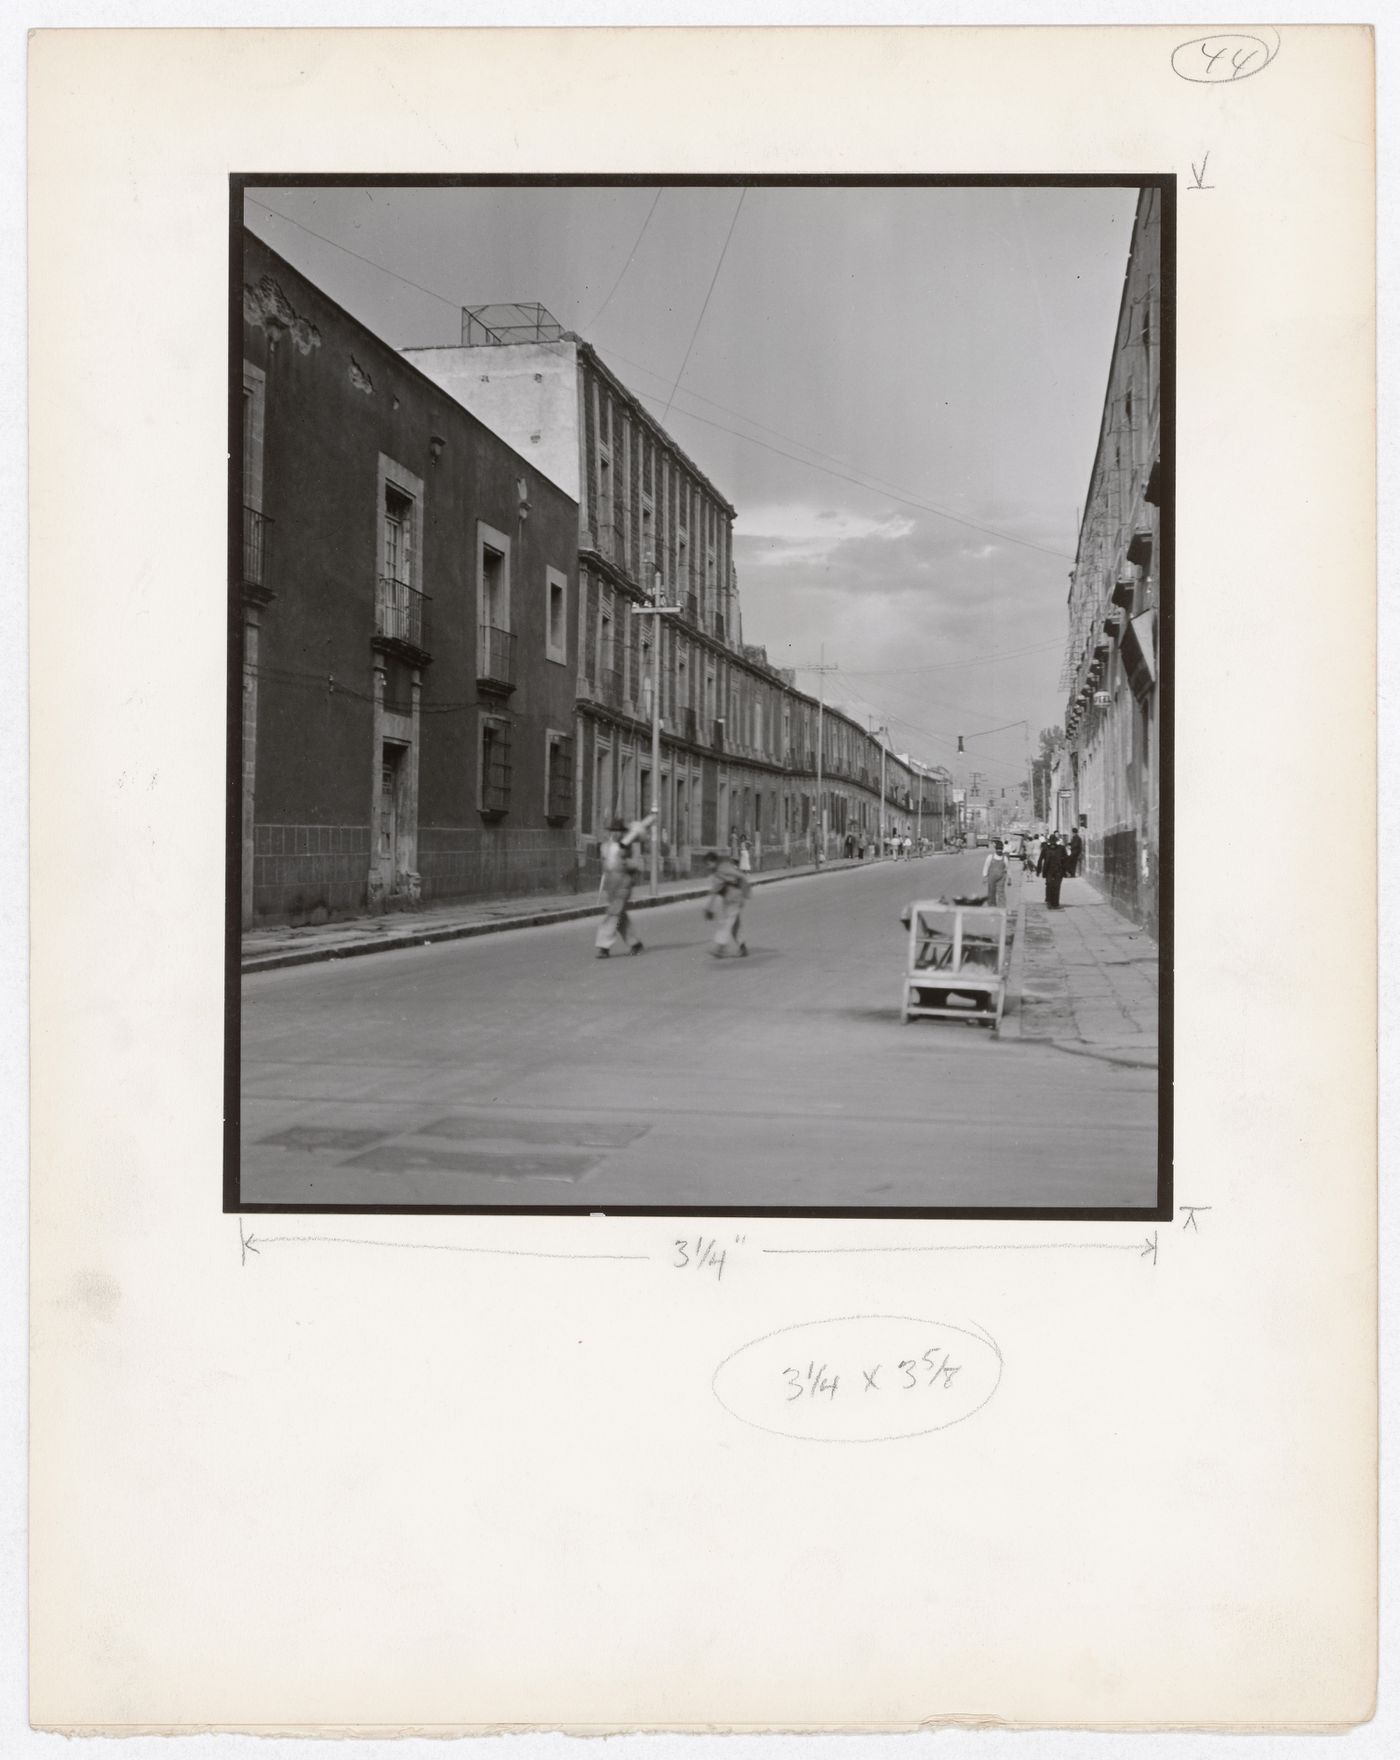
(738, 836, 752, 876)
(594, 811, 654, 957)
(981, 838, 1009, 907)
(703, 849, 751, 958)
(901, 833, 912, 861)
(1038, 831, 1069, 909)
(1069, 827, 1084, 877)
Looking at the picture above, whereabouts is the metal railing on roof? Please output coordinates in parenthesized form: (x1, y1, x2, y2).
(461, 303, 565, 347)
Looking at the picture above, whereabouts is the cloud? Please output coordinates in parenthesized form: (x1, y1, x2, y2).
(730, 501, 1074, 772)
(735, 502, 915, 567)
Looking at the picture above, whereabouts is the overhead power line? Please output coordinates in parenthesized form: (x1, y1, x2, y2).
(246, 197, 463, 310)
(247, 195, 1074, 565)
(597, 339, 1076, 563)
(583, 188, 663, 331)
(632, 389, 1074, 561)
(660, 188, 747, 425)
(788, 637, 1062, 675)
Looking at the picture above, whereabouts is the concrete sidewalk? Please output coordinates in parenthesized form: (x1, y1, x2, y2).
(241, 855, 875, 973)
(1008, 873, 1159, 1067)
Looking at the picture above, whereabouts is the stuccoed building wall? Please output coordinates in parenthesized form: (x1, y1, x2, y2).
(239, 233, 580, 926)
(1060, 188, 1162, 934)
(407, 329, 947, 877)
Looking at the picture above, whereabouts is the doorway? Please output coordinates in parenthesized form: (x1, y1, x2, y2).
(377, 742, 407, 891)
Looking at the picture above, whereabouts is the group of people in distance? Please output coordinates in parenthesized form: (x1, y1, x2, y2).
(978, 827, 1084, 911)
(594, 817, 1090, 963)
(594, 813, 751, 962)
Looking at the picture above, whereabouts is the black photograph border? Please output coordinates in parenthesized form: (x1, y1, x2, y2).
(224, 171, 1174, 1223)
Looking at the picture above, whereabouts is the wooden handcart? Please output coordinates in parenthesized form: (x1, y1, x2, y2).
(900, 901, 1010, 1034)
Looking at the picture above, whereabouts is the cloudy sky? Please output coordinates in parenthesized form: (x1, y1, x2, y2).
(244, 181, 1139, 794)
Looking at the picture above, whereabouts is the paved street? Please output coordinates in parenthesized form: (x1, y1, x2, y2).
(240, 854, 1159, 1211)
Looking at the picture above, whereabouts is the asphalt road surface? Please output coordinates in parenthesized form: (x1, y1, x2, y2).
(240, 852, 1158, 1210)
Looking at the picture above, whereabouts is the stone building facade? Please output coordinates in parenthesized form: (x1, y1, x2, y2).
(239, 235, 580, 926)
(406, 317, 948, 873)
(1060, 188, 1164, 932)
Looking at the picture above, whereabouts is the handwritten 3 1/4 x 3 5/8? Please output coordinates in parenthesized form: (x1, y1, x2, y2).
(712, 1314, 1004, 1443)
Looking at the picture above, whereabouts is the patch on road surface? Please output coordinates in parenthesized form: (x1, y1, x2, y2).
(417, 1114, 649, 1149)
(340, 1142, 598, 1181)
(258, 1125, 391, 1152)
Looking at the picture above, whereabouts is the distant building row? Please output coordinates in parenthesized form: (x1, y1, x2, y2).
(239, 232, 952, 927)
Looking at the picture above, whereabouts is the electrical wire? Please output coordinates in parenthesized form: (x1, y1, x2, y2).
(634, 388, 1076, 561)
(599, 340, 1076, 563)
(247, 194, 1075, 564)
(660, 188, 747, 425)
(583, 188, 663, 332)
(246, 197, 463, 311)
(788, 637, 1063, 674)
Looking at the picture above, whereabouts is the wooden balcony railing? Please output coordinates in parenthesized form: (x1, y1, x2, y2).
(243, 505, 272, 589)
(376, 575, 429, 651)
(478, 623, 516, 688)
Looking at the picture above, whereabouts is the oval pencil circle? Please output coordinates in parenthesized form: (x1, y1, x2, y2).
(712, 1313, 1004, 1443)
(1170, 33, 1276, 84)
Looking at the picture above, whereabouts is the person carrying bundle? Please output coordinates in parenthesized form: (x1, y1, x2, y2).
(703, 848, 751, 958)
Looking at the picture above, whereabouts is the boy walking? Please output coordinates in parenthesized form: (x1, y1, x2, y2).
(981, 838, 1009, 908)
(703, 849, 751, 958)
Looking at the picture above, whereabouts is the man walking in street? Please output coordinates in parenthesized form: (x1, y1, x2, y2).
(594, 811, 655, 958)
(1037, 831, 1069, 910)
(703, 848, 751, 958)
(1069, 827, 1084, 878)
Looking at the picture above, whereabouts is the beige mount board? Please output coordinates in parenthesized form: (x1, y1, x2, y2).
(27, 24, 1376, 1736)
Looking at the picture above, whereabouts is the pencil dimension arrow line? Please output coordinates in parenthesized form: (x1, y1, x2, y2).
(763, 1234, 1159, 1264)
(237, 1227, 651, 1265)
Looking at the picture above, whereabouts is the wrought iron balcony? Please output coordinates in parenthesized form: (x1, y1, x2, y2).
(242, 506, 273, 596)
(375, 575, 430, 654)
(478, 622, 516, 691)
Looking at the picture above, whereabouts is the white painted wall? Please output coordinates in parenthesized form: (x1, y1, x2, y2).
(402, 340, 581, 502)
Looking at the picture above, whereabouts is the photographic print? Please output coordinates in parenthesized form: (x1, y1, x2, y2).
(229, 175, 1171, 1217)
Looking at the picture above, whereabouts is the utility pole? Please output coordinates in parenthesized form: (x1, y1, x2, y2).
(875, 724, 890, 854)
(630, 569, 681, 898)
(808, 643, 838, 865)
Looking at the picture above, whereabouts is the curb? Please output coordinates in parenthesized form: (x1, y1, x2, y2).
(242, 855, 886, 975)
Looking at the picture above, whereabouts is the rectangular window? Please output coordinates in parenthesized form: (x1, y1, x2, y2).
(477, 520, 513, 686)
(594, 745, 612, 836)
(545, 731, 574, 823)
(479, 715, 512, 816)
(545, 566, 568, 664)
(376, 456, 426, 649)
(477, 521, 511, 631)
(241, 362, 265, 512)
(598, 448, 612, 555)
(241, 362, 267, 588)
(384, 486, 413, 586)
(640, 499, 655, 593)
